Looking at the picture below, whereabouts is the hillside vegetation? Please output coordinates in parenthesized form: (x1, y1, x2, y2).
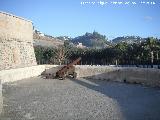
(33, 33, 64, 48)
(34, 36, 160, 66)
(71, 31, 111, 48)
(112, 36, 146, 44)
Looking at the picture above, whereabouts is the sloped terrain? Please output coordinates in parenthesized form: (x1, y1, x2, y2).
(33, 33, 64, 48)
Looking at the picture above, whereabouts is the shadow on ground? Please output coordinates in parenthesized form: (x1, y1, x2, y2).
(1, 75, 160, 120)
(69, 76, 160, 120)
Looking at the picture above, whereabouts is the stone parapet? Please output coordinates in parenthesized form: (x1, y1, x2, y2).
(0, 65, 45, 83)
(75, 65, 160, 87)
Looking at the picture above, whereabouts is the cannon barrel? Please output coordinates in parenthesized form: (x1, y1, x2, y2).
(56, 57, 81, 79)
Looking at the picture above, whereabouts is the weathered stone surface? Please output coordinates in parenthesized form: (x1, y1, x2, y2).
(0, 80, 2, 115)
(0, 11, 37, 70)
(75, 65, 160, 87)
(0, 12, 32, 42)
(40, 65, 160, 87)
(0, 65, 45, 83)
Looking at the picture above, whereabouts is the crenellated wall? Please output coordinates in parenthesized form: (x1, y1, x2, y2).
(0, 11, 37, 70)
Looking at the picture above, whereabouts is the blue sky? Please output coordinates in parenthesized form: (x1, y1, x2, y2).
(0, 0, 160, 40)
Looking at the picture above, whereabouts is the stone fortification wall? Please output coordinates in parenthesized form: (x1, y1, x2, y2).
(75, 65, 160, 87)
(0, 80, 2, 115)
(42, 65, 160, 87)
(0, 65, 45, 83)
(0, 11, 37, 70)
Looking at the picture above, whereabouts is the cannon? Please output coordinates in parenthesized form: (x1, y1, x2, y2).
(56, 57, 81, 79)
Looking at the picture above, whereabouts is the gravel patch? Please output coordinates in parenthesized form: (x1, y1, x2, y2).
(1, 77, 160, 120)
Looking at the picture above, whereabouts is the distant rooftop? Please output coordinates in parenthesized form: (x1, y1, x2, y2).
(0, 11, 32, 23)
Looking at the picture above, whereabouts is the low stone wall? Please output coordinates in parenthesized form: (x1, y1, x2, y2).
(1, 64, 159, 87)
(42, 65, 160, 87)
(0, 80, 2, 115)
(75, 65, 160, 87)
(0, 65, 45, 83)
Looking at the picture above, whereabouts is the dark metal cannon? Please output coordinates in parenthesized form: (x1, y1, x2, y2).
(56, 57, 81, 79)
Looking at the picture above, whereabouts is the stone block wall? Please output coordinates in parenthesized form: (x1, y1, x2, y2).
(0, 11, 37, 70)
(75, 65, 160, 87)
(0, 80, 2, 115)
(0, 65, 45, 83)
(41, 65, 160, 87)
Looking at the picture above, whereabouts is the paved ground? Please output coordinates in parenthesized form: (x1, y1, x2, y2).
(1, 77, 160, 120)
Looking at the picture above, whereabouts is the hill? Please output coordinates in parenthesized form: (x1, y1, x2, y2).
(112, 36, 146, 44)
(33, 33, 64, 48)
(71, 31, 112, 48)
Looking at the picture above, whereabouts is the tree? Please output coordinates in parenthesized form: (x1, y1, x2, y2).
(114, 42, 129, 64)
(34, 46, 44, 64)
(143, 37, 159, 65)
(51, 45, 71, 65)
(34, 46, 56, 64)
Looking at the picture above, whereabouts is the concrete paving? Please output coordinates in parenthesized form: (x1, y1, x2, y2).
(1, 77, 160, 120)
